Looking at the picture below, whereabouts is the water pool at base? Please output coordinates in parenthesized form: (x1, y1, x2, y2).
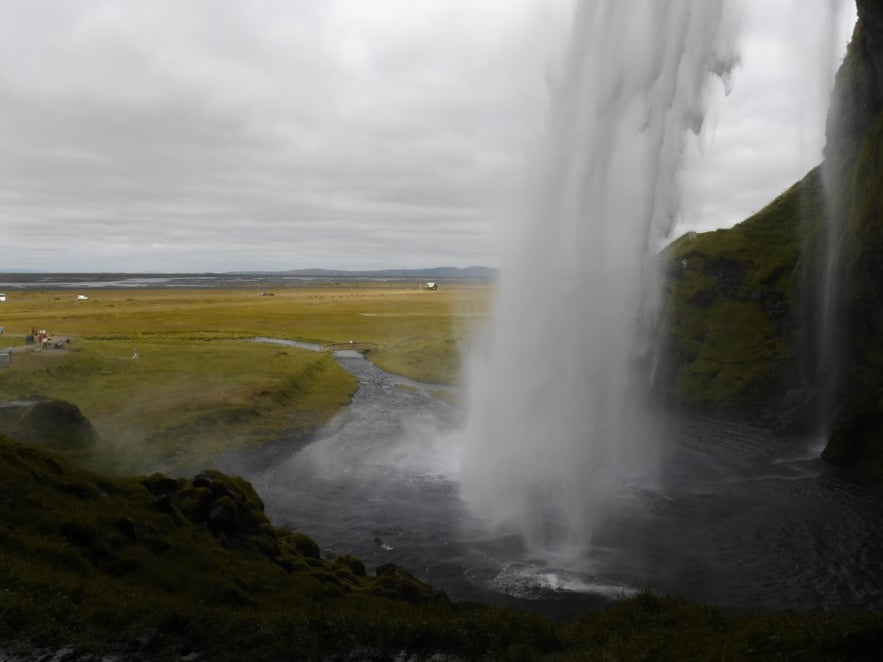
(214, 352, 883, 616)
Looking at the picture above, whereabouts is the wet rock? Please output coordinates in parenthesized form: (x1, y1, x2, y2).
(823, 397, 883, 475)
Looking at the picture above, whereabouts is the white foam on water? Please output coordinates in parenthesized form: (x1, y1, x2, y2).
(491, 562, 639, 600)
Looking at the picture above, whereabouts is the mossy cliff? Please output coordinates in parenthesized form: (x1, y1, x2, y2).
(823, 0, 883, 475)
(660, 0, 883, 477)
(659, 168, 823, 423)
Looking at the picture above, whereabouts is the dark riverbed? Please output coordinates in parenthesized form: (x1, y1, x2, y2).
(212, 346, 883, 617)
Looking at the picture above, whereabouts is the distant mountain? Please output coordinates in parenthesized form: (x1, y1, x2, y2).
(242, 266, 498, 280)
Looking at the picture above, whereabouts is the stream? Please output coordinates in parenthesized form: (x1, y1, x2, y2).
(214, 342, 883, 616)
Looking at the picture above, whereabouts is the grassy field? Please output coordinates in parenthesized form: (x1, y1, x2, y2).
(0, 284, 492, 473)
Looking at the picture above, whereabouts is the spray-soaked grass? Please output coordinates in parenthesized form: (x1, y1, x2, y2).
(0, 285, 492, 471)
(0, 338, 355, 473)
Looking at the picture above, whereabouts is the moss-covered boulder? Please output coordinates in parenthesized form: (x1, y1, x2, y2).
(371, 563, 448, 604)
(0, 397, 98, 452)
(139, 468, 321, 564)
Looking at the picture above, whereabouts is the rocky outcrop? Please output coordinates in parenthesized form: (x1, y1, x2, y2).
(138, 468, 448, 602)
(825, 1, 883, 164)
(0, 398, 98, 452)
(817, 0, 883, 475)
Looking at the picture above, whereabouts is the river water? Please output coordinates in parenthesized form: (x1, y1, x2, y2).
(214, 345, 883, 616)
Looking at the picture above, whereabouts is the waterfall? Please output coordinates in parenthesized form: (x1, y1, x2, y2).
(459, 0, 738, 558)
(815, 0, 854, 440)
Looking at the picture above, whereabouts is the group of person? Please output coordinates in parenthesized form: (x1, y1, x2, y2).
(0, 326, 71, 354)
(26, 328, 63, 350)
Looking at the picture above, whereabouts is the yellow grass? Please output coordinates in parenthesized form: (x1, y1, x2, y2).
(0, 284, 493, 473)
(0, 284, 490, 347)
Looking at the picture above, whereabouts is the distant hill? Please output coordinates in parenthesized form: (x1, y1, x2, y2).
(242, 266, 498, 280)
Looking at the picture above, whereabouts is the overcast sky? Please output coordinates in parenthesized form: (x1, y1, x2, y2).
(0, 1, 857, 273)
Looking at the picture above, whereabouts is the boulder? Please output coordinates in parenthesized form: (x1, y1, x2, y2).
(0, 398, 98, 452)
(371, 563, 447, 603)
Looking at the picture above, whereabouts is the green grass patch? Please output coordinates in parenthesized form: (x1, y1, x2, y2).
(669, 296, 792, 406)
(371, 335, 463, 384)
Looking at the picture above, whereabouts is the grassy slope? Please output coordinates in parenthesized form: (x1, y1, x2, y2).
(660, 168, 823, 414)
(3, 434, 883, 661)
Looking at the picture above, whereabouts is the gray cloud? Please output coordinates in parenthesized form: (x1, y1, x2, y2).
(0, 0, 858, 272)
(678, 0, 856, 237)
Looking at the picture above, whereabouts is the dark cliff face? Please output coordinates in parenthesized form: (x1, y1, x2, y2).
(661, 1, 883, 475)
(857, 0, 883, 93)
(825, 1, 883, 164)
(823, 0, 883, 474)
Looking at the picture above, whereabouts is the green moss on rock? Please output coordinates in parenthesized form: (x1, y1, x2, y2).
(0, 398, 98, 453)
(659, 169, 823, 420)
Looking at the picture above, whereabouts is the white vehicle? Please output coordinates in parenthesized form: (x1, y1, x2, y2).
(76, 294, 89, 301)
(0, 293, 6, 302)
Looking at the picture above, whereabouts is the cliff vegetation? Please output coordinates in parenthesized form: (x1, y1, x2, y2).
(660, 0, 883, 478)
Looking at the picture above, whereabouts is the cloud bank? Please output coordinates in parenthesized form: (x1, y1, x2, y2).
(0, 1, 856, 272)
